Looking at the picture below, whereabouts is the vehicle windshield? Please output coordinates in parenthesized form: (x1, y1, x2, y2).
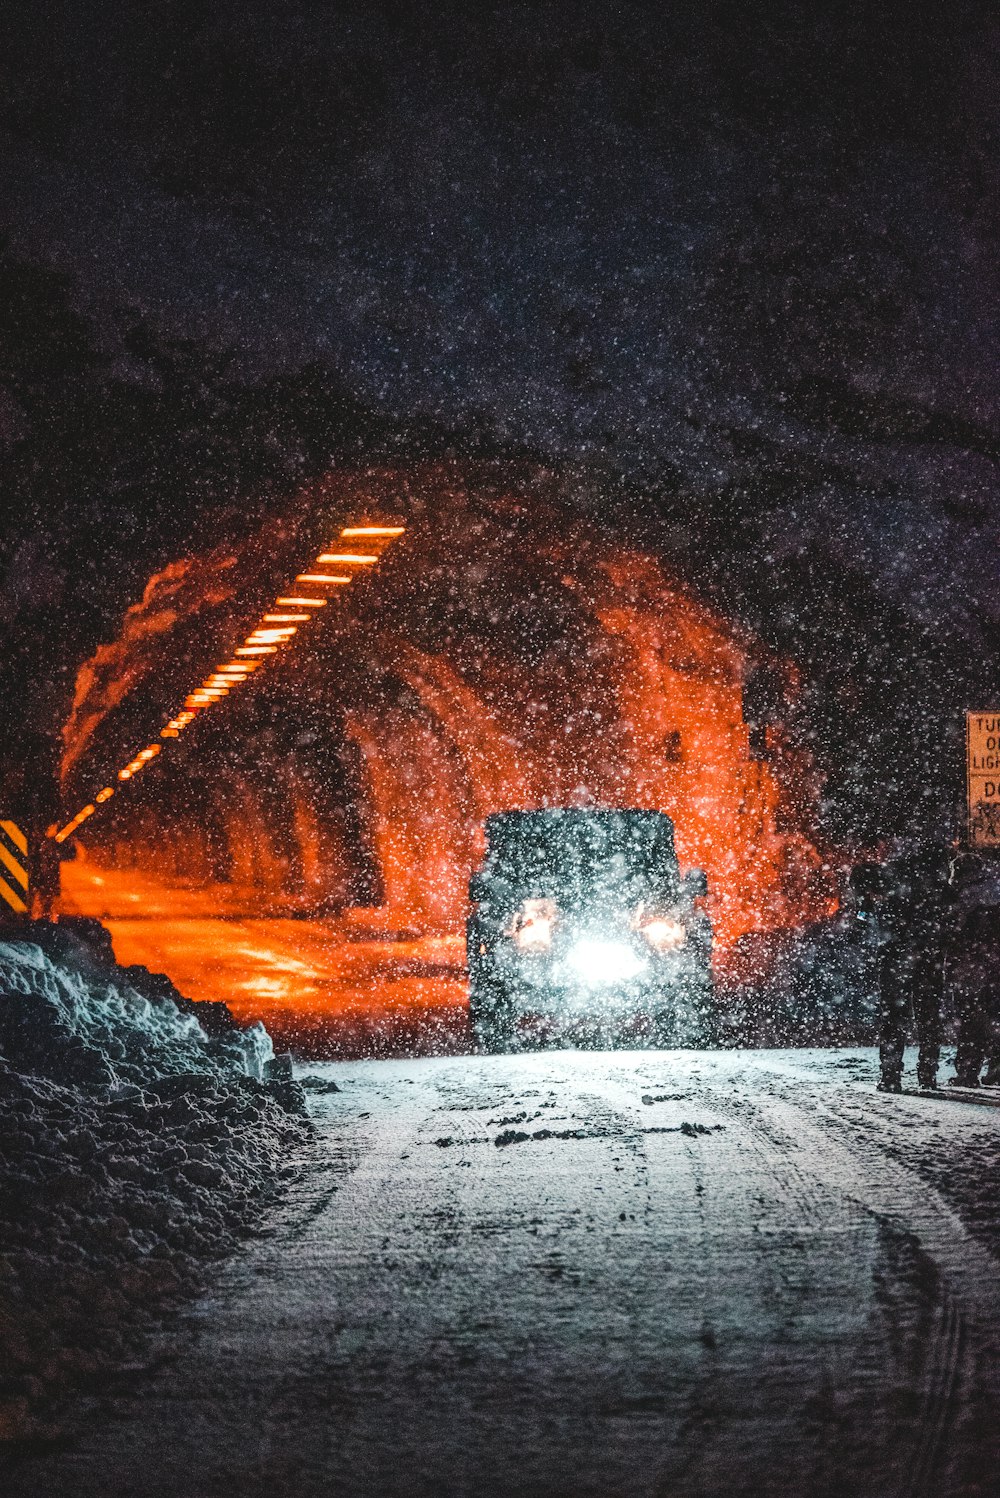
(484, 810, 679, 903)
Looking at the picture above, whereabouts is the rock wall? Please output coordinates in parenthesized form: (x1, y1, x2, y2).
(61, 466, 837, 958)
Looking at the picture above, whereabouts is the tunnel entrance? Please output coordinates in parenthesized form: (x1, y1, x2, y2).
(58, 464, 836, 977)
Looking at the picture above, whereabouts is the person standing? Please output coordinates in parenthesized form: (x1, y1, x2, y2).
(947, 853, 1000, 1088)
(853, 847, 950, 1093)
(902, 846, 952, 1090)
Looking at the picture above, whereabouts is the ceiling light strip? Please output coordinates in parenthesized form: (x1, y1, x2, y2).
(53, 515, 405, 839)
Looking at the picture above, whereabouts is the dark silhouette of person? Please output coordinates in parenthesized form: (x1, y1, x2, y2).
(853, 847, 951, 1093)
(947, 854, 1000, 1088)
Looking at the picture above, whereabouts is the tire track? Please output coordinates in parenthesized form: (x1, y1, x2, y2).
(9, 1051, 999, 1498)
(583, 1058, 886, 1496)
(903, 1292, 963, 1498)
(704, 1058, 998, 1498)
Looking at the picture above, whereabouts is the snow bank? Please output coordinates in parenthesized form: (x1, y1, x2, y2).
(0, 921, 311, 1441)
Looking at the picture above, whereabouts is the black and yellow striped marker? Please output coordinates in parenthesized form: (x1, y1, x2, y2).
(0, 820, 29, 915)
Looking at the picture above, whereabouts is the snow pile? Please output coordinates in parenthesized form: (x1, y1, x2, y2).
(0, 921, 311, 1441)
(0, 922, 272, 1089)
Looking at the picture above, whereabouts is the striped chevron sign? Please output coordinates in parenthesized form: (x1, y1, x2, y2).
(0, 820, 29, 915)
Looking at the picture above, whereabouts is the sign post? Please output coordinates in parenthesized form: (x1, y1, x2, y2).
(966, 712, 1000, 848)
(0, 819, 30, 915)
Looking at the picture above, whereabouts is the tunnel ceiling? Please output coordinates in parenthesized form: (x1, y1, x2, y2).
(61, 462, 838, 959)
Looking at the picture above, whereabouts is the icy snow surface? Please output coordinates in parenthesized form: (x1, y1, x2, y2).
(7, 1046, 1000, 1497)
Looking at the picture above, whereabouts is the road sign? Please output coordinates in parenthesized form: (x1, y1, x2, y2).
(0, 819, 29, 914)
(966, 712, 1000, 848)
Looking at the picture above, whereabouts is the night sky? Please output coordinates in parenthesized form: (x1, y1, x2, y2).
(2, 1, 999, 839)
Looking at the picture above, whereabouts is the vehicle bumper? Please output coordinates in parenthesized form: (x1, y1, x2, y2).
(491, 950, 712, 1028)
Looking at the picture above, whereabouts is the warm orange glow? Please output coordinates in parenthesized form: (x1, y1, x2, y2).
(341, 526, 406, 537)
(58, 478, 837, 989)
(55, 803, 95, 843)
(58, 501, 407, 846)
(510, 898, 558, 954)
(95, 787, 114, 803)
(639, 916, 686, 953)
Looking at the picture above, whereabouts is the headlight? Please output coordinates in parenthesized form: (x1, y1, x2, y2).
(640, 916, 686, 953)
(565, 939, 648, 985)
(510, 898, 557, 953)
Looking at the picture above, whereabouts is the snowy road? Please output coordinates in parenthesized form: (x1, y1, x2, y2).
(10, 1048, 1000, 1498)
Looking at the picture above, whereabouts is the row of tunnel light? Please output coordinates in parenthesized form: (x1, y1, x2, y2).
(53, 524, 406, 843)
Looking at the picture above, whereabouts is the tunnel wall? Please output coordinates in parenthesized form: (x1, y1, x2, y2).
(332, 551, 830, 950)
(60, 464, 836, 958)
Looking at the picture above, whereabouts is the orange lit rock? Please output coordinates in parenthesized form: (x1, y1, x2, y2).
(60, 465, 836, 971)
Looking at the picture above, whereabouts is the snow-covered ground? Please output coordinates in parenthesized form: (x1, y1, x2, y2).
(0, 926, 311, 1444)
(7, 1046, 999, 1497)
